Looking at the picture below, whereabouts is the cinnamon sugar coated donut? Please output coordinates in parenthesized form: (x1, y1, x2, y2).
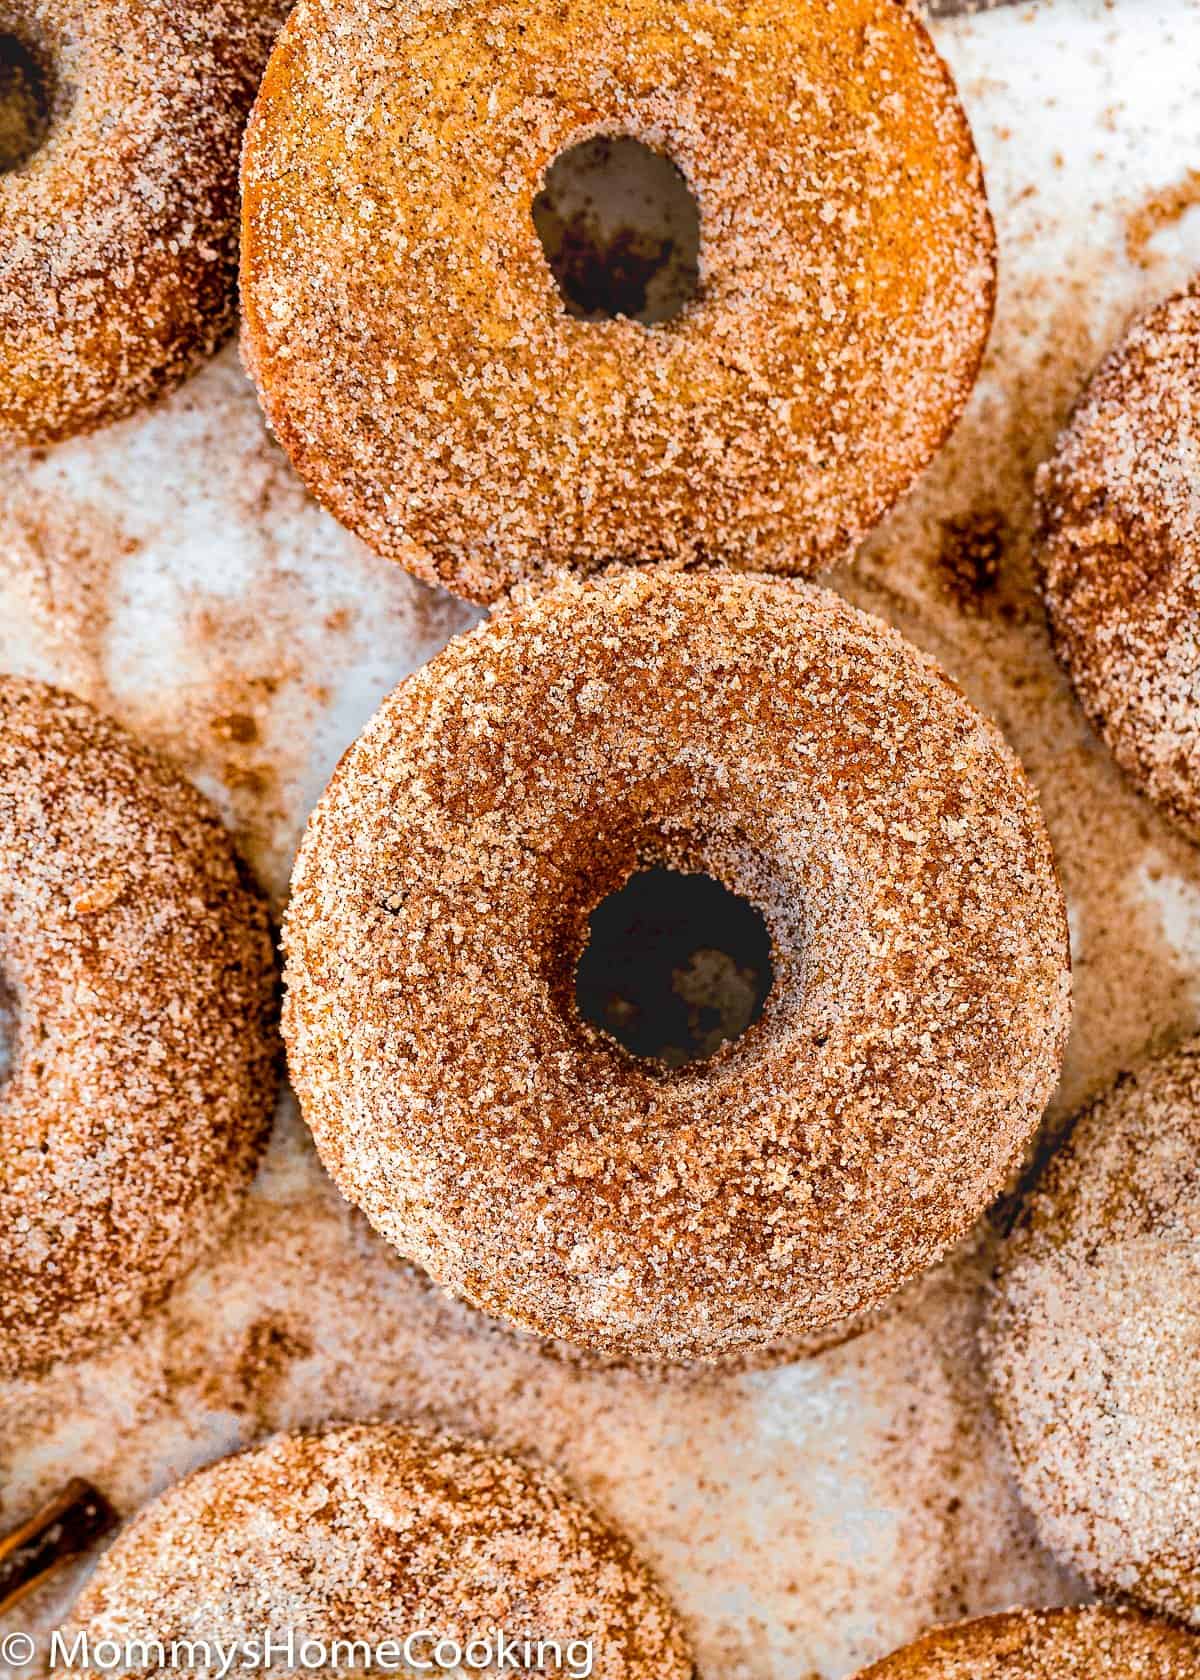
(68, 1423, 696, 1679)
(985, 1040, 1200, 1627)
(240, 0, 995, 602)
(0, 0, 288, 446)
(282, 569, 1071, 1361)
(1038, 288, 1200, 840)
(0, 678, 279, 1377)
(852, 1606, 1200, 1679)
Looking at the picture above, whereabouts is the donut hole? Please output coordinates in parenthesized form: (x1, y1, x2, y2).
(0, 33, 51, 173)
(533, 136, 701, 325)
(574, 867, 773, 1067)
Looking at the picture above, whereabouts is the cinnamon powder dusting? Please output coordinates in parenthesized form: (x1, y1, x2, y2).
(1125, 169, 1200, 267)
(986, 1040, 1200, 1628)
(240, 0, 995, 599)
(2, 7, 1200, 1680)
(67, 1424, 695, 1680)
(856, 1604, 1200, 1677)
(283, 568, 1070, 1363)
(1037, 288, 1200, 843)
(0, 678, 279, 1378)
(0, 0, 291, 446)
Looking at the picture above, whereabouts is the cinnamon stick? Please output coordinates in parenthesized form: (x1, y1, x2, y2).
(0, 1480, 117, 1615)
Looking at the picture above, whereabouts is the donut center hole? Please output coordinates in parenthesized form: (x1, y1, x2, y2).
(575, 868, 773, 1067)
(533, 136, 701, 325)
(0, 34, 50, 173)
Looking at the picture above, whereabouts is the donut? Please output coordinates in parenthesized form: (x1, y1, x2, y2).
(851, 1606, 1200, 1679)
(1037, 287, 1200, 840)
(0, 677, 278, 1377)
(0, 0, 288, 447)
(985, 1039, 1200, 1627)
(240, 0, 996, 602)
(282, 569, 1071, 1361)
(68, 1422, 696, 1679)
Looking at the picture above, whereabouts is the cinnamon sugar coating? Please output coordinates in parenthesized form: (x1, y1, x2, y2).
(282, 569, 1070, 1362)
(0, 0, 288, 447)
(1037, 288, 1200, 841)
(853, 1606, 1200, 1679)
(240, 0, 995, 602)
(68, 1422, 696, 1679)
(986, 1040, 1200, 1627)
(0, 677, 279, 1377)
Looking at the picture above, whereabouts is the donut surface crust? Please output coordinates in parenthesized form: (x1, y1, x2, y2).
(283, 569, 1071, 1361)
(853, 1606, 1200, 1679)
(68, 1422, 696, 1679)
(0, 677, 279, 1377)
(0, 0, 287, 446)
(986, 1039, 1200, 1627)
(241, 0, 995, 602)
(1038, 288, 1200, 840)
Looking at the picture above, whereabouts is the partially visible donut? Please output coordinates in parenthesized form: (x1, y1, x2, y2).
(0, 677, 279, 1377)
(282, 569, 1071, 1361)
(68, 1423, 696, 1680)
(0, 0, 288, 446)
(852, 1606, 1200, 1678)
(240, 0, 995, 601)
(1037, 288, 1200, 840)
(985, 1040, 1200, 1627)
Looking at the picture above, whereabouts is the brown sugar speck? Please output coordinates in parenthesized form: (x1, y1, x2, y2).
(70, 874, 127, 917)
(210, 712, 259, 746)
(937, 509, 1009, 613)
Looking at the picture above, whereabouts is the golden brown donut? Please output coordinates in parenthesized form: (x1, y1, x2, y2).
(0, 677, 279, 1377)
(1037, 287, 1200, 841)
(0, 0, 288, 446)
(985, 1040, 1200, 1628)
(240, 0, 996, 602)
(68, 1423, 696, 1680)
(852, 1606, 1200, 1679)
(282, 569, 1071, 1362)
